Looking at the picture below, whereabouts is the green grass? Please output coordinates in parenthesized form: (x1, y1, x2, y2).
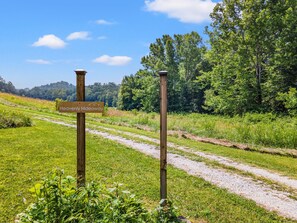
(11, 106, 296, 182)
(1, 92, 297, 149)
(0, 119, 295, 223)
(2, 94, 296, 183)
(83, 118, 297, 180)
(98, 111, 297, 149)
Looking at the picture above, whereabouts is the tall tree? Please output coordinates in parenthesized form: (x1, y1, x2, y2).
(202, 0, 297, 115)
(118, 74, 142, 110)
(133, 32, 208, 112)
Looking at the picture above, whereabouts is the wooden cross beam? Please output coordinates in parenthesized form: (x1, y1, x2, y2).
(58, 70, 104, 187)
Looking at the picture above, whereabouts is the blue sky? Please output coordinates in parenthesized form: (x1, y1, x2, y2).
(0, 0, 219, 89)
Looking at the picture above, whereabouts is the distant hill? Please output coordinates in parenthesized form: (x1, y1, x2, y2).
(0, 76, 120, 107)
(19, 81, 76, 101)
(19, 81, 120, 107)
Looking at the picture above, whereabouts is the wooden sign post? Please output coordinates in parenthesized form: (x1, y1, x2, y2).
(159, 70, 168, 204)
(58, 69, 104, 187)
(76, 69, 86, 187)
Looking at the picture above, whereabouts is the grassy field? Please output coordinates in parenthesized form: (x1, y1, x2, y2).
(1, 92, 297, 222)
(97, 111, 297, 149)
(0, 119, 294, 223)
(1, 92, 297, 150)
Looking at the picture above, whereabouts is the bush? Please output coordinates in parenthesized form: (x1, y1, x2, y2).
(55, 98, 64, 111)
(0, 109, 32, 129)
(277, 88, 297, 116)
(16, 169, 181, 223)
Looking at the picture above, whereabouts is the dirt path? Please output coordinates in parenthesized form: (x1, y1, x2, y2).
(38, 117, 297, 220)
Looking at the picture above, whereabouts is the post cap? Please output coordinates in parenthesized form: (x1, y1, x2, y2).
(75, 69, 87, 75)
(159, 71, 168, 76)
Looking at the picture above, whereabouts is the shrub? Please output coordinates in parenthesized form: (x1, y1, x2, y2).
(277, 88, 297, 116)
(16, 169, 181, 223)
(55, 98, 64, 111)
(0, 109, 32, 129)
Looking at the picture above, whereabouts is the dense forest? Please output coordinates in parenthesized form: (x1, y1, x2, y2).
(118, 0, 297, 116)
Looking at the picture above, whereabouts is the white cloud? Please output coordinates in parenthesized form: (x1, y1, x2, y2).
(66, 31, 91, 41)
(93, 55, 132, 66)
(32, 34, 66, 49)
(96, 19, 115, 25)
(145, 0, 217, 24)
(26, 59, 51, 64)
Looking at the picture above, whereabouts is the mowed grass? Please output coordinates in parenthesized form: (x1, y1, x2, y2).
(0, 119, 294, 223)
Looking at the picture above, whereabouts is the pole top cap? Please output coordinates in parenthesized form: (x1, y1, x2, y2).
(159, 71, 168, 76)
(75, 69, 87, 75)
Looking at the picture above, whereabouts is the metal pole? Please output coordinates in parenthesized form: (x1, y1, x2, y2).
(75, 69, 86, 187)
(159, 70, 168, 204)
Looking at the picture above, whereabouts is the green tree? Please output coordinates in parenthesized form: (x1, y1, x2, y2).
(0, 76, 17, 94)
(175, 32, 209, 112)
(118, 74, 142, 110)
(124, 32, 208, 112)
(202, 0, 297, 115)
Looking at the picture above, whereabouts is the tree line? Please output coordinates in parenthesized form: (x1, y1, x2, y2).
(0, 78, 119, 107)
(118, 0, 297, 116)
(0, 76, 17, 94)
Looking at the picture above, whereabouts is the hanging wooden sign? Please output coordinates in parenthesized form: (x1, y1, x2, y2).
(58, 101, 104, 113)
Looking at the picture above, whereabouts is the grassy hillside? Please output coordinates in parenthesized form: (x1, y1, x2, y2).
(0, 92, 296, 222)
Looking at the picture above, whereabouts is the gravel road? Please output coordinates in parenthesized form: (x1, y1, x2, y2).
(40, 117, 297, 220)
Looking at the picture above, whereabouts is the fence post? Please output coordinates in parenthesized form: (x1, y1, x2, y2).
(159, 70, 168, 204)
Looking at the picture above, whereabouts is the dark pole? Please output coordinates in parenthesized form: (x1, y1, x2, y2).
(159, 70, 168, 204)
(75, 69, 86, 187)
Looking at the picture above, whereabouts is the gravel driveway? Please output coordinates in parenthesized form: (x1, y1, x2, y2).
(40, 117, 297, 220)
